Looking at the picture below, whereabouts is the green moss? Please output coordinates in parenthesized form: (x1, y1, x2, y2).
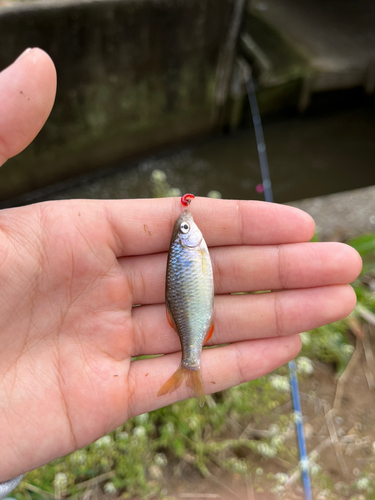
(256, 78, 303, 114)
(1, 67, 217, 200)
(244, 10, 310, 77)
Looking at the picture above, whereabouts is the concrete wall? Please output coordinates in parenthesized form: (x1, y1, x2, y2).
(0, 0, 241, 201)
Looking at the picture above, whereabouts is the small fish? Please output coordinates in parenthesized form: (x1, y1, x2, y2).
(158, 201, 214, 407)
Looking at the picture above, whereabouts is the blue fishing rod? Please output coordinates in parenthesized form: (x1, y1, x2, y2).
(245, 67, 312, 500)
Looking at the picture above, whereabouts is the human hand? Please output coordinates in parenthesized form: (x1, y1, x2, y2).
(0, 50, 362, 481)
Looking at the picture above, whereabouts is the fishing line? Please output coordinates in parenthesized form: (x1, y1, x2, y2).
(245, 68, 273, 203)
(245, 66, 312, 500)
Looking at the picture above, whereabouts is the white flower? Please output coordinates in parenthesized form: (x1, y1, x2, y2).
(317, 489, 330, 499)
(310, 463, 321, 475)
(70, 450, 87, 465)
(94, 435, 112, 447)
(271, 484, 285, 497)
(117, 431, 129, 440)
(275, 472, 289, 484)
(342, 344, 355, 356)
(271, 435, 285, 448)
(187, 415, 200, 430)
(268, 424, 280, 437)
(257, 442, 277, 458)
(232, 459, 247, 474)
(166, 188, 182, 197)
(270, 375, 290, 392)
(292, 411, 303, 424)
(356, 477, 370, 491)
(135, 413, 149, 424)
(207, 190, 222, 199)
(300, 332, 311, 345)
(151, 169, 167, 182)
(165, 422, 175, 435)
(256, 468, 263, 475)
(104, 482, 116, 494)
(132, 425, 146, 438)
(54, 473, 68, 490)
(297, 356, 314, 375)
(154, 453, 168, 467)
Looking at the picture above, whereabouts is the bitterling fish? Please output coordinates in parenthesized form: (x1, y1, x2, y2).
(157, 206, 214, 407)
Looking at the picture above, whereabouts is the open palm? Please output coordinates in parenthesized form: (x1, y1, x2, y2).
(0, 49, 362, 482)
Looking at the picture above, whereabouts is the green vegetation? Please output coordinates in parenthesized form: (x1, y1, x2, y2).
(349, 234, 375, 310)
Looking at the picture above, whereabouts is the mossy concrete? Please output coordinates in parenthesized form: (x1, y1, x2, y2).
(243, 0, 375, 113)
(238, 8, 312, 117)
(0, 0, 241, 200)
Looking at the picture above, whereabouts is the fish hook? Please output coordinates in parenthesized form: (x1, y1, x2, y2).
(181, 193, 195, 207)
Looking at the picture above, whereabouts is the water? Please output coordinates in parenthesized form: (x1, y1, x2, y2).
(3, 92, 375, 206)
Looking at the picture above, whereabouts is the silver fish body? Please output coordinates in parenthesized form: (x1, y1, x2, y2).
(158, 209, 214, 406)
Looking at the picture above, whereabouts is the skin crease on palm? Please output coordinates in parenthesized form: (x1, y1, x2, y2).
(0, 48, 362, 482)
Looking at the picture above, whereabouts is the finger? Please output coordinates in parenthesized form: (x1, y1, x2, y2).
(101, 197, 315, 256)
(0, 48, 56, 167)
(12, 197, 314, 260)
(122, 242, 362, 305)
(131, 284, 356, 356)
(125, 334, 302, 418)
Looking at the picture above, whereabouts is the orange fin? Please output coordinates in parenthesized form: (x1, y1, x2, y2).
(157, 366, 205, 407)
(203, 322, 214, 346)
(166, 302, 177, 332)
(186, 369, 205, 407)
(166, 308, 175, 330)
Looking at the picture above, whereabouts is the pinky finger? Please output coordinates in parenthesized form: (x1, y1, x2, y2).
(127, 334, 301, 417)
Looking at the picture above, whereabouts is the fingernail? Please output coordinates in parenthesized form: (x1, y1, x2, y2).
(15, 48, 32, 62)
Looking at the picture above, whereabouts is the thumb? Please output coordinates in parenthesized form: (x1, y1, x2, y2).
(0, 48, 57, 167)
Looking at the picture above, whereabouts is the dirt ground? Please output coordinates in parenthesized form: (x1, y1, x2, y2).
(153, 329, 375, 500)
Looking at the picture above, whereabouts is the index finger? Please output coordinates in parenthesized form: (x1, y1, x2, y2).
(103, 196, 315, 256)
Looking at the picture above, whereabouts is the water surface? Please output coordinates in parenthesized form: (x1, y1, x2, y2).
(4, 93, 375, 206)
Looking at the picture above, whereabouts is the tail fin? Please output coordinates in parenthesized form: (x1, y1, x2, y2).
(157, 366, 205, 407)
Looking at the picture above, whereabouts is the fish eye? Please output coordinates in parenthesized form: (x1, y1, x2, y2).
(180, 222, 190, 234)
